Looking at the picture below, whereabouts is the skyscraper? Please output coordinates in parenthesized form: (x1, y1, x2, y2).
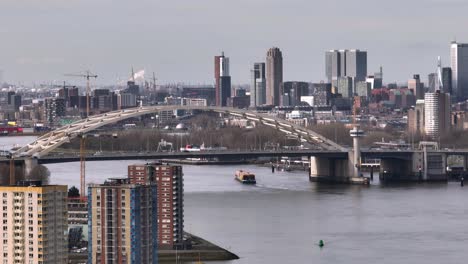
(442, 67, 453, 94)
(266, 47, 283, 106)
(325, 49, 367, 84)
(0, 181, 68, 264)
(424, 91, 451, 139)
(450, 41, 468, 101)
(88, 178, 158, 264)
(345, 49, 367, 82)
(250, 62, 266, 107)
(325, 50, 341, 82)
(214, 52, 231, 106)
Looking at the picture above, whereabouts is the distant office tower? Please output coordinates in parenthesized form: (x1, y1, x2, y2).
(88, 178, 158, 264)
(128, 163, 184, 249)
(451, 41, 468, 101)
(355, 81, 372, 97)
(408, 99, 425, 136)
(250, 62, 266, 107)
(428, 73, 436, 92)
(408, 74, 425, 100)
(325, 49, 367, 84)
(281, 81, 309, 106)
(442, 67, 452, 94)
(117, 93, 137, 109)
(337, 76, 353, 98)
(0, 181, 68, 264)
(346, 50, 367, 82)
(310, 83, 332, 106)
(214, 52, 231, 106)
(266, 47, 283, 106)
(424, 91, 451, 139)
(325, 50, 341, 82)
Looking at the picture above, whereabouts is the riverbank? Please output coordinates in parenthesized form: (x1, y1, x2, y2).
(68, 232, 238, 263)
(159, 232, 239, 263)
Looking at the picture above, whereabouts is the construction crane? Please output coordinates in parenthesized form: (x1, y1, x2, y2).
(65, 71, 98, 118)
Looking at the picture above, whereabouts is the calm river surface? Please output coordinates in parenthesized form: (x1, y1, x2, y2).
(4, 137, 468, 263)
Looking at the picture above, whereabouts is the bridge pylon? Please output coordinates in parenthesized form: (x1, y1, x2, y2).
(349, 126, 364, 178)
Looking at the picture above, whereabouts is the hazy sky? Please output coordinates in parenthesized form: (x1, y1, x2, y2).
(0, 0, 467, 86)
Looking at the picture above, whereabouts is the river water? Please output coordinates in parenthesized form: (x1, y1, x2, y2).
(4, 137, 468, 263)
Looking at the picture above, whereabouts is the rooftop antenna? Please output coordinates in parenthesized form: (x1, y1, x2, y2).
(131, 67, 135, 82)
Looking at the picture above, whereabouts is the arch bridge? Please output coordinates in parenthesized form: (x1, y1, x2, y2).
(13, 106, 347, 159)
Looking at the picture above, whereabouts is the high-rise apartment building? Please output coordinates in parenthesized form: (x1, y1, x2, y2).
(0, 181, 68, 264)
(214, 52, 231, 106)
(408, 74, 425, 100)
(88, 178, 158, 264)
(128, 163, 184, 249)
(266, 47, 283, 106)
(450, 41, 468, 101)
(325, 49, 367, 84)
(45, 98, 66, 125)
(424, 91, 451, 139)
(250, 62, 266, 107)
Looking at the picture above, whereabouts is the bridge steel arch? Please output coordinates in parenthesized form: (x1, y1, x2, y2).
(13, 106, 347, 158)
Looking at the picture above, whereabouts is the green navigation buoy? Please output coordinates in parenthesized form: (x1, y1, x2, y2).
(318, 240, 324, 247)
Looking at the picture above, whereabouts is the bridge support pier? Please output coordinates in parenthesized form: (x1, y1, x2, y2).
(379, 152, 447, 182)
(309, 153, 368, 184)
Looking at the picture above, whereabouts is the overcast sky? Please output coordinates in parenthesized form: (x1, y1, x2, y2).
(0, 0, 467, 86)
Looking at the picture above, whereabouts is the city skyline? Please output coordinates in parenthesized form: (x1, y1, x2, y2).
(0, 0, 467, 85)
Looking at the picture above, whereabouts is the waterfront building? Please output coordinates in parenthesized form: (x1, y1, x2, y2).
(266, 47, 283, 106)
(88, 178, 158, 264)
(128, 163, 185, 249)
(214, 52, 231, 106)
(0, 181, 68, 264)
(424, 91, 451, 139)
(450, 41, 468, 101)
(408, 74, 425, 100)
(250, 62, 266, 107)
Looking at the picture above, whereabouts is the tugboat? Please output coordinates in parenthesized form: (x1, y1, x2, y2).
(235, 170, 256, 184)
